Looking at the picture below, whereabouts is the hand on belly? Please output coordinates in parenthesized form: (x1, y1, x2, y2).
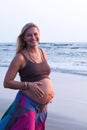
(23, 78, 54, 104)
(38, 79, 54, 104)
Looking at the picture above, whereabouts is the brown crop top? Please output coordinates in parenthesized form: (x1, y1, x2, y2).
(19, 49, 51, 82)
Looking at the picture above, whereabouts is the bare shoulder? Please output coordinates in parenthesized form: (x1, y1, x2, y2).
(9, 52, 25, 70)
(4, 53, 26, 80)
(40, 48, 48, 60)
(11, 53, 24, 64)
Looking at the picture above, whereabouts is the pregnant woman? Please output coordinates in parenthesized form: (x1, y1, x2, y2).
(0, 22, 54, 130)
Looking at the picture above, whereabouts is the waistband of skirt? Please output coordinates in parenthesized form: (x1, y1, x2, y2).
(15, 91, 41, 106)
(14, 91, 47, 113)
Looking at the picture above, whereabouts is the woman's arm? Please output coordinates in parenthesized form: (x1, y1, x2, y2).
(3, 53, 25, 90)
(3, 53, 45, 98)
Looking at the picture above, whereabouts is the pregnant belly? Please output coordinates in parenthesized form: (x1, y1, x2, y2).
(23, 78, 54, 104)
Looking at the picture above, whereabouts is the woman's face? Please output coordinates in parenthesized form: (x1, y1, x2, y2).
(23, 27, 40, 47)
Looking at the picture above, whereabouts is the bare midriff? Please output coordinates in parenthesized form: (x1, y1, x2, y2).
(22, 78, 54, 105)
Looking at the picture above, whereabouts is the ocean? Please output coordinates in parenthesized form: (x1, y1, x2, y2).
(0, 42, 87, 76)
(1, 42, 87, 125)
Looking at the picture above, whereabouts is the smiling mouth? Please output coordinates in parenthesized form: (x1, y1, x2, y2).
(31, 40, 37, 43)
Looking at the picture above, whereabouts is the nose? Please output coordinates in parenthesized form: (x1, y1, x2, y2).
(32, 34, 36, 39)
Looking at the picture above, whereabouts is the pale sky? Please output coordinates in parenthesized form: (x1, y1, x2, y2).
(0, 0, 87, 42)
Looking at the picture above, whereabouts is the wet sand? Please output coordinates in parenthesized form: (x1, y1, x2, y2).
(0, 67, 87, 129)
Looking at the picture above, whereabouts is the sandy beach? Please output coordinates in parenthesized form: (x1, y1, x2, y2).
(0, 67, 87, 130)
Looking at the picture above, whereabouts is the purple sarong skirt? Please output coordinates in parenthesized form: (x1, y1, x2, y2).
(0, 91, 47, 130)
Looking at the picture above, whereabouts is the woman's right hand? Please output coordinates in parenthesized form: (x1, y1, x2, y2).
(27, 81, 45, 99)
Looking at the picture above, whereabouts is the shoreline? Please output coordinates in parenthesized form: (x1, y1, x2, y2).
(0, 67, 87, 129)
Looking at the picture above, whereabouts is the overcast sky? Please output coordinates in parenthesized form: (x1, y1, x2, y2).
(0, 0, 87, 42)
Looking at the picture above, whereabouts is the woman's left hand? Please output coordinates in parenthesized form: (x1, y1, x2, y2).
(27, 81, 45, 98)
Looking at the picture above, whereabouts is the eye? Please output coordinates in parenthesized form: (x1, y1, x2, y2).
(34, 33, 38, 36)
(27, 34, 32, 37)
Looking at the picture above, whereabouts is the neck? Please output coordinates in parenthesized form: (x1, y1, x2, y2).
(27, 46, 38, 53)
(26, 47, 40, 62)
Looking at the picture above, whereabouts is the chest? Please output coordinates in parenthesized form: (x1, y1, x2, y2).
(19, 60, 51, 77)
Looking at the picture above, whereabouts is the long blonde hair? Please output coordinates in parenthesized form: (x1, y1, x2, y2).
(16, 23, 40, 54)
